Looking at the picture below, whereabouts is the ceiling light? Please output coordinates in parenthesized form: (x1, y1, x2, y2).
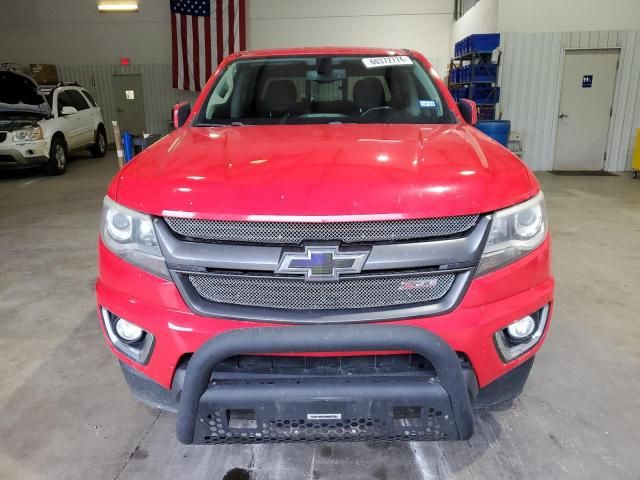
(98, 2, 139, 13)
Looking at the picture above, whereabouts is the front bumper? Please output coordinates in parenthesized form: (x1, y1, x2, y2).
(97, 236, 553, 442)
(0, 139, 49, 168)
(120, 348, 535, 444)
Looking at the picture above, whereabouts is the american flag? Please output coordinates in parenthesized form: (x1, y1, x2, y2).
(170, 0, 246, 92)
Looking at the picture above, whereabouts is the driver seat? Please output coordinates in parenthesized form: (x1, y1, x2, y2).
(353, 77, 386, 114)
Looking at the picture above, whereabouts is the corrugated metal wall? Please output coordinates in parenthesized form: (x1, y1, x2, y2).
(57, 64, 199, 143)
(499, 30, 640, 171)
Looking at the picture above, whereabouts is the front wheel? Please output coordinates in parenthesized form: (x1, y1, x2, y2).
(46, 137, 67, 175)
(90, 127, 107, 158)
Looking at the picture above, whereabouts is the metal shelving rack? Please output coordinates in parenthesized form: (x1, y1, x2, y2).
(448, 42, 501, 121)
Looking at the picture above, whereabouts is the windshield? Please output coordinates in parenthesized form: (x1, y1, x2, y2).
(197, 55, 454, 126)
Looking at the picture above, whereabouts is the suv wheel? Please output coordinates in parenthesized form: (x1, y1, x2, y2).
(46, 137, 67, 175)
(90, 127, 107, 158)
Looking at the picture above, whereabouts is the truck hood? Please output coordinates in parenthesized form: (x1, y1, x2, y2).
(115, 124, 534, 219)
(0, 70, 51, 118)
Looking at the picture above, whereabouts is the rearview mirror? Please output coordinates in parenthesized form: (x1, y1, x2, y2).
(172, 102, 191, 129)
(457, 99, 477, 126)
(60, 106, 78, 116)
(306, 69, 347, 83)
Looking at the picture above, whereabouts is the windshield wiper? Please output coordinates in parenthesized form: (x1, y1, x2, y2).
(197, 121, 246, 127)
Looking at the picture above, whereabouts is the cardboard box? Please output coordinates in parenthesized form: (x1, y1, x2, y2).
(29, 64, 58, 85)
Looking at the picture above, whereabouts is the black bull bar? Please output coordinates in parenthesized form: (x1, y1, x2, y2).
(176, 325, 474, 444)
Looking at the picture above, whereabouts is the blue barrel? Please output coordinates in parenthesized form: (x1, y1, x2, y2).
(476, 120, 511, 147)
(122, 131, 135, 163)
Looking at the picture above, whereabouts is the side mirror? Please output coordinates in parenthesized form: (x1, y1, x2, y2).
(172, 102, 191, 129)
(457, 99, 477, 126)
(60, 106, 78, 116)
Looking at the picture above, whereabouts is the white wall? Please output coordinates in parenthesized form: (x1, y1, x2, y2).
(450, 0, 498, 46)
(0, 0, 455, 142)
(498, 0, 640, 33)
(499, 31, 640, 172)
(0, 0, 171, 65)
(449, 0, 640, 56)
(447, 0, 640, 171)
(248, 0, 454, 74)
(495, 1, 640, 171)
(0, 0, 454, 73)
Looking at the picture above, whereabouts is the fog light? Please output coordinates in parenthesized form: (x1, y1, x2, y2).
(506, 315, 536, 341)
(115, 318, 144, 343)
(494, 305, 549, 362)
(100, 308, 155, 364)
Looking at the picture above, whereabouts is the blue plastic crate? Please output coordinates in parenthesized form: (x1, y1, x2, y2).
(464, 63, 497, 82)
(450, 86, 469, 101)
(462, 65, 470, 82)
(461, 38, 470, 55)
(466, 33, 500, 54)
(450, 68, 461, 84)
(454, 38, 468, 57)
(469, 86, 500, 104)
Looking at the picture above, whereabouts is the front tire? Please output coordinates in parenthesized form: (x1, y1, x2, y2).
(46, 137, 67, 175)
(90, 126, 107, 158)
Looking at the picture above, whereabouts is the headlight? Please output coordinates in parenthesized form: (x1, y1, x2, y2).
(12, 126, 44, 142)
(100, 196, 170, 279)
(477, 192, 548, 276)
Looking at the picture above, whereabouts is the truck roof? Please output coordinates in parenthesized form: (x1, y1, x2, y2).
(233, 46, 414, 59)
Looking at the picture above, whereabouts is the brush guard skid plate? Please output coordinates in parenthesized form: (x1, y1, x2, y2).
(176, 325, 474, 444)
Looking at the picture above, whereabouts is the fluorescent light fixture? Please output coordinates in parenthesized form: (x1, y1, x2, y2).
(98, 2, 139, 12)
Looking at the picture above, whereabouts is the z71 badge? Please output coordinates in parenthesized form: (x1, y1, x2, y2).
(398, 279, 438, 291)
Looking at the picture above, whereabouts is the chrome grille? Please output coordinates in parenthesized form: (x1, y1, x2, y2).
(187, 272, 455, 310)
(164, 215, 478, 244)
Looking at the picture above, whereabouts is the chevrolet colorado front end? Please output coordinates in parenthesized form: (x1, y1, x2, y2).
(96, 47, 553, 444)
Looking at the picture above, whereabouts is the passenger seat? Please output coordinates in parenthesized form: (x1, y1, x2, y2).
(260, 80, 298, 118)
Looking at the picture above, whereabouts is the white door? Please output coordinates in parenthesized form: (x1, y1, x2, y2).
(65, 89, 95, 146)
(56, 90, 85, 149)
(553, 49, 619, 171)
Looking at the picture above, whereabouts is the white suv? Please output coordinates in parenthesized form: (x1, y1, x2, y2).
(0, 69, 107, 175)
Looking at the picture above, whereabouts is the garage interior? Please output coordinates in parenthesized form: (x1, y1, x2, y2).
(1, 1, 639, 479)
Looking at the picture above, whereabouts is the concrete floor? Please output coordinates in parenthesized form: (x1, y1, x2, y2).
(0, 151, 639, 480)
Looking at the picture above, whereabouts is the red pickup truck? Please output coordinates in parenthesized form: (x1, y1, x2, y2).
(97, 47, 553, 445)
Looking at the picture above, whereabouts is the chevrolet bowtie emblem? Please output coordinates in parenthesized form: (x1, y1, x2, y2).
(276, 246, 370, 281)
